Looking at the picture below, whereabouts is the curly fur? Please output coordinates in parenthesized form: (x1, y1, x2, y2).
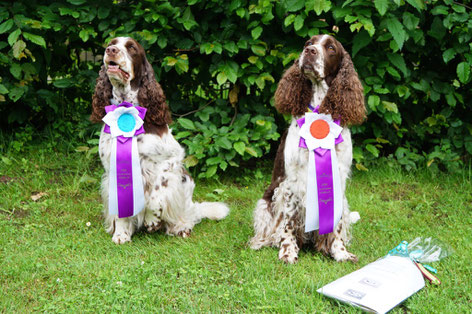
(251, 34, 365, 263)
(319, 50, 366, 126)
(274, 61, 312, 117)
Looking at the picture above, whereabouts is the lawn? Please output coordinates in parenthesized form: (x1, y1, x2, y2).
(1, 148, 471, 312)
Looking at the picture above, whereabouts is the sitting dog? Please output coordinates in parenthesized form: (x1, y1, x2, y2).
(90, 37, 229, 244)
(250, 35, 366, 263)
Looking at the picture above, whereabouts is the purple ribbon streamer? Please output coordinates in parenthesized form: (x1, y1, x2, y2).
(315, 152, 334, 234)
(104, 101, 146, 218)
(116, 138, 134, 218)
(298, 105, 342, 234)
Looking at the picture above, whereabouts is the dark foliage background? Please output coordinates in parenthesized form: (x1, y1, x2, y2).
(0, 0, 471, 175)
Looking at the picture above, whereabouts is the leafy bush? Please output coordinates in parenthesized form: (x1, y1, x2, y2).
(0, 0, 471, 173)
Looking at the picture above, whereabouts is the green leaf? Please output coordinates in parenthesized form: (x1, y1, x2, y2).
(53, 78, 74, 88)
(10, 63, 21, 79)
(245, 146, 258, 157)
(251, 26, 262, 40)
(98, 7, 110, 19)
(352, 30, 372, 57)
(285, 0, 305, 12)
(205, 165, 218, 178)
(382, 101, 398, 113)
(386, 17, 406, 50)
(178, 118, 196, 130)
(9, 86, 25, 102)
(445, 93, 456, 107)
(23, 32, 46, 48)
(251, 45, 266, 56)
(368, 95, 380, 111)
(67, 0, 86, 5)
(234, 141, 246, 155)
(183, 155, 199, 168)
(217, 72, 227, 85)
(313, 0, 331, 15)
(366, 144, 380, 157)
(374, 0, 389, 16)
(0, 19, 13, 34)
(387, 53, 408, 76)
(442, 48, 456, 64)
(427, 17, 446, 41)
(215, 137, 232, 150)
(403, 12, 420, 30)
(284, 14, 295, 27)
(8, 28, 21, 46)
(405, 0, 425, 11)
(12, 40, 26, 59)
(0, 84, 9, 94)
(457, 62, 470, 84)
(294, 15, 304, 31)
(207, 156, 223, 165)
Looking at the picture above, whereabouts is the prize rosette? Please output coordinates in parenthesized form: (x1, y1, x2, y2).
(102, 101, 147, 218)
(297, 107, 344, 234)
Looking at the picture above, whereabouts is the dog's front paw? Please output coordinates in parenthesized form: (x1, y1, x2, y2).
(144, 220, 163, 233)
(177, 229, 192, 238)
(278, 246, 299, 264)
(112, 232, 131, 244)
(331, 249, 358, 263)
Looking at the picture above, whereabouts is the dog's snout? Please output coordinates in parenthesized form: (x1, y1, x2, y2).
(106, 46, 119, 56)
(305, 46, 317, 55)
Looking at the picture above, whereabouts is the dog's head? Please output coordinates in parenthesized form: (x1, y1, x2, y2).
(275, 34, 366, 126)
(90, 37, 171, 133)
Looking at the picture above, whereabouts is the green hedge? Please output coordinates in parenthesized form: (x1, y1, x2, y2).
(1, 0, 471, 174)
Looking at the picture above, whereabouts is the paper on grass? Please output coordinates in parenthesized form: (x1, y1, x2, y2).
(317, 256, 425, 313)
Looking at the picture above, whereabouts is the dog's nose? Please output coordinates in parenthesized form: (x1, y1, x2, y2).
(106, 46, 118, 56)
(305, 46, 317, 55)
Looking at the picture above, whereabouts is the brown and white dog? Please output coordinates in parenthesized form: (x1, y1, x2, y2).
(250, 35, 366, 263)
(90, 37, 229, 244)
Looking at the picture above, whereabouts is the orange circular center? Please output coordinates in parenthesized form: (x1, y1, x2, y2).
(310, 119, 330, 139)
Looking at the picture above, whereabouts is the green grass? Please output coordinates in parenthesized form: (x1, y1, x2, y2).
(1, 149, 471, 312)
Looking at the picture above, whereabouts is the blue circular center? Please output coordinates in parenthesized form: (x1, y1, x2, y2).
(117, 113, 136, 132)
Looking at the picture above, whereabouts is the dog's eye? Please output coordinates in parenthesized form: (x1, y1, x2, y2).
(305, 41, 312, 47)
(328, 45, 335, 51)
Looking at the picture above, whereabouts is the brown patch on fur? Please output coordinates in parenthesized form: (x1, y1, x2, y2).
(315, 233, 335, 256)
(161, 178, 168, 187)
(274, 61, 312, 116)
(155, 185, 159, 191)
(90, 37, 172, 137)
(262, 130, 288, 214)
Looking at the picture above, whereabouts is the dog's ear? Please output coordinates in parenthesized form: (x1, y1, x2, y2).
(319, 50, 366, 126)
(90, 65, 113, 123)
(274, 59, 313, 116)
(137, 59, 172, 128)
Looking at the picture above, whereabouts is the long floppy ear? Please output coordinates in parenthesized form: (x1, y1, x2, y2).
(274, 59, 312, 116)
(90, 65, 112, 123)
(137, 59, 172, 131)
(319, 50, 366, 126)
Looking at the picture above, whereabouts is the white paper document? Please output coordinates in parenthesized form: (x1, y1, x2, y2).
(317, 256, 425, 313)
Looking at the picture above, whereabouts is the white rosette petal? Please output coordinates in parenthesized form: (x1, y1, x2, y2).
(299, 113, 343, 151)
(102, 106, 144, 138)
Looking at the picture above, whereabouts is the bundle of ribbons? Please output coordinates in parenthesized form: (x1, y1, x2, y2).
(102, 100, 147, 218)
(298, 105, 343, 234)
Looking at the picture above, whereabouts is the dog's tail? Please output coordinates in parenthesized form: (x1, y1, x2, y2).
(193, 202, 229, 221)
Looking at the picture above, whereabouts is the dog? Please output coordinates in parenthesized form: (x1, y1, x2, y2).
(90, 37, 229, 244)
(250, 34, 366, 263)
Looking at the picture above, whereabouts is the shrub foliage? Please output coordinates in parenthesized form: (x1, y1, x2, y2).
(0, 0, 471, 174)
